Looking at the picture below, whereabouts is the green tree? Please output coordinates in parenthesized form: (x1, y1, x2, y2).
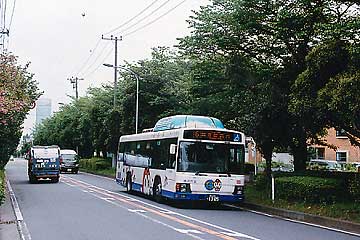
(290, 40, 360, 147)
(178, 0, 359, 171)
(119, 47, 192, 133)
(0, 53, 41, 168)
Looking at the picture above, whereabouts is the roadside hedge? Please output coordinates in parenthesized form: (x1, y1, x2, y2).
(79, 157, 112, 171)
(276, 176, 346, 203)
(0, 170, 5, 205)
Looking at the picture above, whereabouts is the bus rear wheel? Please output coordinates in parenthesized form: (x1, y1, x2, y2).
(126, 174, 132, 192)
(153, 178, 163, 203)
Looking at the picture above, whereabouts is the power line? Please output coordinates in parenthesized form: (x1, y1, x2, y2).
(113, 0, 171, 36)
(123, 0, 187, 37)
(83, 46, 113, 79)
(104, 0, 161, 35)
(74, 0, 165, 79)
(74, 38, 101, 76)
(80, 41, 111, 77)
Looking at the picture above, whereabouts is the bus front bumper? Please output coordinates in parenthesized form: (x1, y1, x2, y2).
(162, 191, 244, 203)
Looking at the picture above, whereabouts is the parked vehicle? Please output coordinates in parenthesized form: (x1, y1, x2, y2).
(60, 149, 79, 174)
(351, 162, 360, 172)
(27, 145, 61, 183)
(308, 159, 342, 171)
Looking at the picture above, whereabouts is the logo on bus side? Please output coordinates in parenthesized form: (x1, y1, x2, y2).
(204, 179, 222, 191)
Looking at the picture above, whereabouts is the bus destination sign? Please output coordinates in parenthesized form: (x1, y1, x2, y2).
(184, 130, 242, 142)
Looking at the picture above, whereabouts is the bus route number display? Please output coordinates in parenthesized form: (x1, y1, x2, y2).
(184, 130, 241, 142)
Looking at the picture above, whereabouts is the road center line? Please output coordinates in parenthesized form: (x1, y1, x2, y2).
(63, 176, 260, 240)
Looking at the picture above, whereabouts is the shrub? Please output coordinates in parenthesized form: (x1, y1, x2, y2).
(80, 158, 112, 171)
(276, 176, 346, 203)
(348, 174, 360, 202)
(254, 174, 270, 190)
(245, 163, 255, 174)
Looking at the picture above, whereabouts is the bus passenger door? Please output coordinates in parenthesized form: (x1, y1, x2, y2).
(165, 144, 176, 189)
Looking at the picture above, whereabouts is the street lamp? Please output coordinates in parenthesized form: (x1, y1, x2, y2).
(103, 63, 140, 134)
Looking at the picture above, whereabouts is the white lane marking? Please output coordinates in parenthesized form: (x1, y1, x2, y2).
(6, 178, 32, 240)
(135, 211, 205, 240)
(82, 190, 89, 193)
(6, 179, 23, 221)
(128, 209, 147, 213)
(159, 210, 177, 214)
(71, 186, 205, 240)
(174, 229, 204, 234)
(65, 176, 260, 240)
(100, 197, 115, 201)
(220, 231, 258, 238)
(226, 204, 360, 238)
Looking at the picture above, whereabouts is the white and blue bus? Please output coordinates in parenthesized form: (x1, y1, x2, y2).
(116, 115, 246, 203)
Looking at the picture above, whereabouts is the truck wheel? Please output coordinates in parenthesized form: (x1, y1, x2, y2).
(29, 175, 37, 184)
(153, 177, 163, 203)
(52, 177, 59, 183)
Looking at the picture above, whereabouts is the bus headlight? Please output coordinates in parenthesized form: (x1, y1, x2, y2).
(233, 185, 244, 195)
(176, 183, 191, 193)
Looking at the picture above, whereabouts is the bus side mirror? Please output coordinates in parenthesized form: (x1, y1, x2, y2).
(169, 144, 177, 155)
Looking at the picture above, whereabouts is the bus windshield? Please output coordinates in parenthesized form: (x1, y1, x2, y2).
(178, 141, 244, 174)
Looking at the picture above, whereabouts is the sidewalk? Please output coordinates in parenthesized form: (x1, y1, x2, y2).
(0, 183, 21, 240)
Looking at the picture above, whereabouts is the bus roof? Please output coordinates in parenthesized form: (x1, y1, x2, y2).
(153, 115, 224, 132)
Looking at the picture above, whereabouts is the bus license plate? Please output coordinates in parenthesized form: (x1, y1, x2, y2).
(207, 195, 219, 202)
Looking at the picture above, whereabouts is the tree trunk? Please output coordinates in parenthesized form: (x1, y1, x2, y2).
(292, 139, 308, 172)
(260, 142, 274, 181)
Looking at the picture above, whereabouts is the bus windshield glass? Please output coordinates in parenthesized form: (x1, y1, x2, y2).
(178, 142, 244, 174)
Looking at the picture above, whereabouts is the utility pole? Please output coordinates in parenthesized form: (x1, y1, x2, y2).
(0, 29, 9, 52)
(0, 29, 9, 35)
(68, 77, 84, 99)
(101, 35, 122, 107)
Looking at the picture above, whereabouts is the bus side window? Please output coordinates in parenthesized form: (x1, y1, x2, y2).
(118, 143, 125, 162)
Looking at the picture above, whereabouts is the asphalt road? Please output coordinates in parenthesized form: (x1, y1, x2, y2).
(5, 158, 360, 240)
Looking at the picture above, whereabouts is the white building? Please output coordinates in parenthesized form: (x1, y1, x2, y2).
(35, 98, 52, 125)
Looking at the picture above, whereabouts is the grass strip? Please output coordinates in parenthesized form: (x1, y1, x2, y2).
(245, 183, 360, 223)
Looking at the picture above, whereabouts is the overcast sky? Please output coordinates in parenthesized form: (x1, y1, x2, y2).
(7, 0, 209, 134)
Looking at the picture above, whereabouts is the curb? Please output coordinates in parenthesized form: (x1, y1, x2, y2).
(238, 202, 360, 236)
(5, 176, 32, 240)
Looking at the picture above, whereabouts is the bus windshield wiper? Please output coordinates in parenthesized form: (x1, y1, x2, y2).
(195, 171, 207, 176)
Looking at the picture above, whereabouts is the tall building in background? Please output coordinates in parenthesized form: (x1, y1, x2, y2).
(36, 98, 52, 125)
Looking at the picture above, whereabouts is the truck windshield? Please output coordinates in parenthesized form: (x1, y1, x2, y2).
(177, 141, 244, 174)
(33, 149, 59, 159)
(62, 154, 77, 161)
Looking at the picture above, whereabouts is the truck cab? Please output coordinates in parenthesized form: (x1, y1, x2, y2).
(27, 145, 61, 183)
